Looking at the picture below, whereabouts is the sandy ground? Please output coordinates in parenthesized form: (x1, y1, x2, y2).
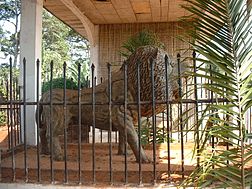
(0, 125, 197, 185)
(1, 144, 196, 184)
(1, 126, 252, 187)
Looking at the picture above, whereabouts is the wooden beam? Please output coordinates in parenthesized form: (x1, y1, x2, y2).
(73, 0, 106, 24)
(59, 0, 96, 45)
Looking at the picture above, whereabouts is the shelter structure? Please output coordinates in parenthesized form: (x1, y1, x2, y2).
(20, 0, 192, 145)
(0, 1, 250, 187)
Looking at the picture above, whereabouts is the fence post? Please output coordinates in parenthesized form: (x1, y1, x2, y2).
(177, 53, 185, 180)
(193, 50, 200, 168)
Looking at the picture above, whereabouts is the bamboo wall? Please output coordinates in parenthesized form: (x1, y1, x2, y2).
(98, 22, 190, 80)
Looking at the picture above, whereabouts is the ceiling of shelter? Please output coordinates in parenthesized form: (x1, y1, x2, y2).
(43, 0, 190, 38)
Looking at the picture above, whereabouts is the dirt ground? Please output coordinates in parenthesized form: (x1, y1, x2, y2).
(0, 125, 196, 185)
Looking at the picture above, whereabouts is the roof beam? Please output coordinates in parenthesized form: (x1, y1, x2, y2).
(59, 0, 96, 45)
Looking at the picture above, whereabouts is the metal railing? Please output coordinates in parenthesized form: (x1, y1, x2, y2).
(0, 53, 251, 186)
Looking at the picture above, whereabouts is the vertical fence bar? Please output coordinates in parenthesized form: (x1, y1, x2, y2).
(107, 63, 113, 184)
(49, 60, 54, 183)
(169, 103, 173, 140)
(77, 63, 82, 184)
(193, 51, 200, 168)
(250, 107, 252, 144)
(13, 78, 17, 147)
(86, 76, 89, 88)
(23, 57, 28, 182)
(177, 53, 185, 179)
(200, 76, 203, 132)
(15, 77, 20, 145)
(185, 78, 188, 142)
(210, 65, 215, 169)
(100, 77, 103, 143)
(177, 105, 180, 141)
(18, 86, 22, 144)
(164, 55, 171, 180)
(136, 60, 142, 185)
(6, 80, 11, 149)
(150, 58, 157, 184)
(123, 62, 128, 184)
(9, 57, 15, 181)
(36, 59, 41, 182)
(91, 64, 96, 184)
(162, 112, 165, 140)
(63, 62, 68, 184)
(17, 83, 21, 145)
(224, 72, 229, 165)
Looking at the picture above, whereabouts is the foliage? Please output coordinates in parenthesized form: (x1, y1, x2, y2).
(137, 117, 175, 145)
(42, 77, 78, 94)
(42, 10, 71, 79)
(0, 64, 19, 98)
(67, 62, 90, 88)
(0, 0, 20, 21)
(119, 30, 165, 58)
(0, 0, 21, 67)
(0, 5, 90, 83)
(41, 61, 90, 93)
(42, 10, 90, 81)
(0, 111, 7, 125)
(180, 0, 252, 188)
(67, 29, 90, 64)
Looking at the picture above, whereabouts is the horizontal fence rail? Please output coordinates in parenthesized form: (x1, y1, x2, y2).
(0, 54, 251, 186)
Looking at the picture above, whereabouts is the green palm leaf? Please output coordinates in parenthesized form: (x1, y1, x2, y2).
(180, 0, 252, 188)
(119, 30, 165, 58)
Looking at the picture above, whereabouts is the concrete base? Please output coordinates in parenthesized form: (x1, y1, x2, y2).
(0, 182, 180, 189)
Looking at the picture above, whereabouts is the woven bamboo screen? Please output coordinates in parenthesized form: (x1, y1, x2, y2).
(98, 22, 190, 80)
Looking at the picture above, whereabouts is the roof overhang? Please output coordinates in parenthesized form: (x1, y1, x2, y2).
(43, 0, 190, 42)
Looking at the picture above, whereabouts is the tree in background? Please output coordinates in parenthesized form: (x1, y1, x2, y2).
(0, 0, 21, 67)
(67, 29, 90, 87)
(42, 10, 90, 82)
(42, 10, 71, 80)
(0, 2, 90, 97)
(0, 1, 90, 80)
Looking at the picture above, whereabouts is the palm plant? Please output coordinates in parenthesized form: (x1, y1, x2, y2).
(119, 30, 164, 58)
(67, 60, 90, 88)
(180, 0, 252, 188)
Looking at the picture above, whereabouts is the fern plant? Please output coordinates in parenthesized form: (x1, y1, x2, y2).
(180, 0, 252, 188)
(119, 30, 164, 58)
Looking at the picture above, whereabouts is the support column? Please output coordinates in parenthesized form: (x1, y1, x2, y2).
(20, 0, 43, 145)
(90, 25, 100, 82)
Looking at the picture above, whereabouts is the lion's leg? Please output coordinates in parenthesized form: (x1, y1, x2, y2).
(117, 131, 132, 155)
(117, 131, 125, 155)
(113, 106, 150, 163)
(45, 107, 64, 161)
(40, 123, 49, 155)
(52, 136, 63, 161)
(46, 126, 64, 161)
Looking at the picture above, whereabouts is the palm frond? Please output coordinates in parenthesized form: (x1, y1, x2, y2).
(180, 0, 252, 188)
(119, 30, 165, 58)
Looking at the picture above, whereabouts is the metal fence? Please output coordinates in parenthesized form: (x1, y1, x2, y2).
(0, 54, 251, 186)
(0, 67, 20, 151)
